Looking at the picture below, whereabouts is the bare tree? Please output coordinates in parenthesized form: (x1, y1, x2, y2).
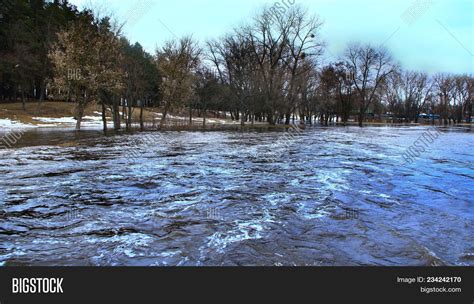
(434, 74, 455, 125)
(400, 71, 433, 123)
(333, 62, 354, 125)
(246, 7, 323, 125)
(317, 65, 338, 126)
(207, 31, 258, 126)
(464, 76, 474, 123)
(453, 75, 474, 124)
(280, 7, 324, 124)
(344, 44, 396, 127)
(381, 69, 400, 122)
(296, 61, 319, 124)
(156, 36, 201, 128)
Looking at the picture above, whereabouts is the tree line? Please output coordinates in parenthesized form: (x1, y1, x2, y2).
(1, 0, 472, 131)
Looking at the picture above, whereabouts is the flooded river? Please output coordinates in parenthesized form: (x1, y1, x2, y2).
(0, 126, 473, 266)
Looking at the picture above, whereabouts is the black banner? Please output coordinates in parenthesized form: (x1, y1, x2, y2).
(0, 267, 472, 303)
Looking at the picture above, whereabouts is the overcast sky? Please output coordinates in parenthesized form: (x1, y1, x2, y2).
(70, 0, 473, 75)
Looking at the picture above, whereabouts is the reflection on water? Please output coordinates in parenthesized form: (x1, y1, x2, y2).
(0, 126, 473, 266)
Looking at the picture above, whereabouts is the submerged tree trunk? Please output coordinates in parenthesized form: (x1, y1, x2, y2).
(267, 113, 275, 125)
(284, 113, 291, 125)
(468, 104, 473, 124)
(122, 102, 126, 120)
(102, 103, 107, 132)
(113, 97, 121, 130)
(127, 102, 133, 131)
(160, 104, 170, 128)
(36, 79, 45, 115)
(139, 104, 144, 131)
(202, 109, 207, 128)
(358, 112, 364, 127)
(75, 100, 85, 131)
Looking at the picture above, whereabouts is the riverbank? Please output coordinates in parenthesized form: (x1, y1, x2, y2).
(1, 101, 472, 132)
(0, 101, 236, 131)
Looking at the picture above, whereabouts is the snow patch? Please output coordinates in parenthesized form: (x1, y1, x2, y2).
(0, 119, 36, 130)
(32, 117, 77, 124)
(31, 115, 109, 129)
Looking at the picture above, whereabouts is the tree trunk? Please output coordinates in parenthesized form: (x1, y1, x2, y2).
(36, 79, 45, 115)
(358, 112, 364, 127)
(160, 104, 170, 128)
(202, 109, 206, 128)
(267, 113, 275, 125)
(127, 103, 133, 131)
(102, 103, 107, 132)
(75, 100, 85, 131)
(113, 97, 121, 130)
(21, 88, 26, 111)
(468, 104, 473, 124)
(139, 104, 144, 131)
(66, 87, 71, 102)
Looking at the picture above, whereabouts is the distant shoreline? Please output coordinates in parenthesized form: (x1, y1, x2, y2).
(1, 101, 472, 133)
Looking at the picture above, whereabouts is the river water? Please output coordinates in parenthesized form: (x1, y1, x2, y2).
(0, 126, 473, 266)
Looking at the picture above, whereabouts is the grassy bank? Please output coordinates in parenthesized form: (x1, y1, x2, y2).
(0, 100, 234, 128)
(0, 101, 162, 125)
